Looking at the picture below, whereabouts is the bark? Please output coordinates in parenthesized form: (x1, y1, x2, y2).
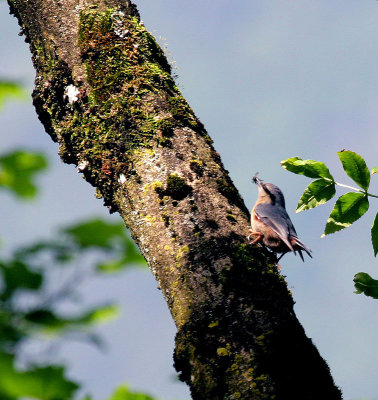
(7, 1, 343, 399)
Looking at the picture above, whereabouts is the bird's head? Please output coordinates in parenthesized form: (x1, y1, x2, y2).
(252, 173, 286, 207)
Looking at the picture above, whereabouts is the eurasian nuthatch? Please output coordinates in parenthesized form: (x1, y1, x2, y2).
(250, 173, 312, 262)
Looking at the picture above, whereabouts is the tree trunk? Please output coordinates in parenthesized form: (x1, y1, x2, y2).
(7, 1, 342, 398)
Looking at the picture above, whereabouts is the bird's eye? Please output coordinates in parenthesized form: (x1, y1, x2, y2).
(263, 184, 270, 195)
(264, 185, 276, 201)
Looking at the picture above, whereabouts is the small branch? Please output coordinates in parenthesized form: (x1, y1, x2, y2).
(334, 181, 363, 192)
(334, 181, 378, 199)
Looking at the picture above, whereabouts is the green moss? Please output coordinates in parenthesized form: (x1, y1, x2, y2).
(156, 118, 175, 137)
(168, 95, 200, 130)
(32, 39, 61, 72)
(165, 174, 192, 200)
(30, 5, 215, 212)
(216, 178, 244, 208)
(156, 136, 172, 148)
(33, 7, 188, 208)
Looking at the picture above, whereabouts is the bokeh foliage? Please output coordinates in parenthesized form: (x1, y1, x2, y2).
(0, 81, 26, 110)
(0, 150, 48, 199)
(0, 144, 158, 399)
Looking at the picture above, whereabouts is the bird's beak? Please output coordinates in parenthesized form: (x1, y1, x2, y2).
(252, 173, 263, 186)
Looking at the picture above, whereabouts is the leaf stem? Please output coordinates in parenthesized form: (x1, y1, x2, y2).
(334, 181, 363, 192)
(329, 180, 378, 199)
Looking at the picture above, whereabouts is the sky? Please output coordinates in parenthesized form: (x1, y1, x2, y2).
(1, 1, 377, 399)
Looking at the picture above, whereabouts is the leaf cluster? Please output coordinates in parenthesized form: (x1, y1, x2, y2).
(282, 151, 378, 299)
(0, 216, 146, 351)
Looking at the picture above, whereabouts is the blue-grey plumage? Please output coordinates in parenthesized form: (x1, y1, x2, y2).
(250, 173, 312, 262)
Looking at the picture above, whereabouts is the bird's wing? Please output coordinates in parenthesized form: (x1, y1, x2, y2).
(255, 203, 297, 252)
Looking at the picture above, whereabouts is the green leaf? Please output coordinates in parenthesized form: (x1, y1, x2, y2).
(323, 192, 369, 236)
(64, 219, 125, 248)
(0, 81, 26, 110)
(65, 218, 146, 271)
(15, 241, 74, 263)
(0, 351, 78, 400)
(281, 157, 334, 180)
(24, 304, 119, 332)
(353, 273, 378, 299)
(296, 178, 336, 213)
(108, 385, 158, 400)
(0, 260, 43, 300)
(0, 150, 48, 199)
(96, 258, 129, 273)
(78, 304, 120, 325)
(97, 239, 146, 272)
(372, 167, 378, 175)
(372, 213, 378, 257)
(337, 150, 370, 191)
(24, 310, 64, 329)
(123, 238, 146, 264)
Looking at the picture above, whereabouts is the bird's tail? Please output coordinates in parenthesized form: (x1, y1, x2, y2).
(292, 237, 312, 262)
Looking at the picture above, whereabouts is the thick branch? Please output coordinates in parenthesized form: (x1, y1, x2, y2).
(7, 1, 342, 398)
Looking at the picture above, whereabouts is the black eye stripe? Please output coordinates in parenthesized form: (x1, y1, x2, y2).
(263, 184, 272, 196)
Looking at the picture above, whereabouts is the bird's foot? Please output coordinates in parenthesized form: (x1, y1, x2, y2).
(248, 229, 263, 244)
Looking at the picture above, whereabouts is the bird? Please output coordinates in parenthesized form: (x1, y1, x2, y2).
(249, 173, 312, 262)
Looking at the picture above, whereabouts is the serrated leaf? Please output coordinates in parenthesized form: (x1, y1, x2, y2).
(372, 167, 378, 175)
(337, 150, 370, 191)
(0, 351, 78, 399)
(281, 157, 334, 180)
(0, 81, 26, 110)
(323, 192, 369, 236)
(372, 213, 378, 257)
(0, 150, 48, 199)
(353, 273, 378, 299)
(296, 179, 336, 212)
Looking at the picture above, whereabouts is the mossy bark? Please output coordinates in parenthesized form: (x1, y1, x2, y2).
(7, 1, 342, 399)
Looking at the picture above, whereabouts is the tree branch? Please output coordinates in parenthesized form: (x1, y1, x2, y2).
(7, 0, 342, 398)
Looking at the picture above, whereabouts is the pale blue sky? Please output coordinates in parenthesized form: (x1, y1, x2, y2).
(1, 1, 377, 399)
